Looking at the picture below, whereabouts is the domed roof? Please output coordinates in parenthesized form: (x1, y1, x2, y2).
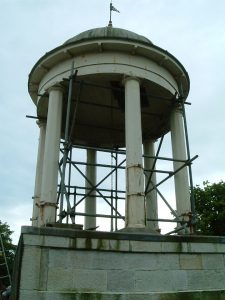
(64, 26, 153, 45)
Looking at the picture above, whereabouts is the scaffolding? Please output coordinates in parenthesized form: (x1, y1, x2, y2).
(0, 233, 11, 298)
(50, 72, 198, 235)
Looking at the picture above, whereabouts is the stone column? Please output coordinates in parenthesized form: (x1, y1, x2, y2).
(31, 120, 46, 226)
(84, 149, 97, 230)
(170, 106, 190, 218)
(124, 77, 145, 228)
(144, 140, 159, 231)
(39, 86, 63, 226)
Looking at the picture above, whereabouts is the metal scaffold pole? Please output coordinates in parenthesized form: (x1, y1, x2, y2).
(179, 84, 196, 230)
(0, 233, 11, 287)
(59, 63, 77, 223)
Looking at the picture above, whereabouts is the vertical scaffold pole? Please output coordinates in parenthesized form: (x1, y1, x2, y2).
(59, 63, 77, 223)
(179, 83, 196, 230)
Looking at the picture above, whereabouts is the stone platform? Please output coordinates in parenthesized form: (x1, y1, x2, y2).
(12, 226, 225, 299)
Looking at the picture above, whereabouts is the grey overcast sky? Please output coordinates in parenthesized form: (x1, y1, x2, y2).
(0, 0, 225, 243)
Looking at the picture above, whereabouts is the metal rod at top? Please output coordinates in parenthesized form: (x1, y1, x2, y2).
(109, 0, 112, 26)
(110, 1, 112, 23)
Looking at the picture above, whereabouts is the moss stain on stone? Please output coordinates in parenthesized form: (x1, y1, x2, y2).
(114, 240, 120, 251)
(95, 293, 103, 300)
(69, 237, 76, 249)
(97, 239, 102, 250)
(176, 242, 182, 253)
(158, 290, 225, 300)
(85, 238, 92, 249)
(55, 291, 225, 300)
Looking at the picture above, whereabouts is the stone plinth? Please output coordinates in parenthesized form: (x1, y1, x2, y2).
(12, 226, 225, 300)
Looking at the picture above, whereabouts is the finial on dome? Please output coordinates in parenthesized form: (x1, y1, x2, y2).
(108, 0, 120, 27)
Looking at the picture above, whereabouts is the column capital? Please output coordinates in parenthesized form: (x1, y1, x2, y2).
(172, 104, 183, 116)
(122, 75, 141, 85)
(48, 84, 64, 93)
(143, 138, 157, 144)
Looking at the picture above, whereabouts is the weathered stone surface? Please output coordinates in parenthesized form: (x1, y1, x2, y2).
(47, 267, 73, 290)
(91, 252, 127, 270)
(39, 248, 49, 291)
(19, 290, 38, 300)
(107, 270, 135, 292)
(179, 254, 202, 270)
(130, 240, 162, 252)
(187, 270, 225, 290)
(189, 242, 219, 253)
(18, 290, 225, 300)
(47, 268, 107, 292)
(202, 254, 224, 269)
(23, 233, 42, 246)
(20, 246, 41, 290)
(135, 270, 187, 292)
(73, 269, 107, 292)
(109, 239, 130, 251)
(13, 227, 225, 300)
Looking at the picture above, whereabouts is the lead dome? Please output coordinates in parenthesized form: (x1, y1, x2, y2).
(64, 26, 153, 45)
(28, 26, 189, 148)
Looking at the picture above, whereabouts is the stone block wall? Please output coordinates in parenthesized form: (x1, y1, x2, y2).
(12, 227, 225, 300)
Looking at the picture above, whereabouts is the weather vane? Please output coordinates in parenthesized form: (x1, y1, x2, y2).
(108, 0, 120, 27)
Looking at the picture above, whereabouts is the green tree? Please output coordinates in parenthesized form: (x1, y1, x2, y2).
(194, 181, 225, 236)
(0, 221, 16, 288)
